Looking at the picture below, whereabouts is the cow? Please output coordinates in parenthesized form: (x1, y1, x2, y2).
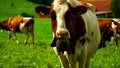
(110, 19, 120, 49)
(98, 19, 120, 49)
(0, 16, 34, 44)
(35, 0, 100, 68)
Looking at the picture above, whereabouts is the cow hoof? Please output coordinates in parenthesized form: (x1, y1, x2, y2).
(16, 41, 19, 44)
(24, 40, 27, 44)
(24, 42, 27, 44)
(116, 47, 118, 50)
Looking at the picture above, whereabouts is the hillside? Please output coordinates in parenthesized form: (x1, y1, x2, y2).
(0, 0, 39, 17)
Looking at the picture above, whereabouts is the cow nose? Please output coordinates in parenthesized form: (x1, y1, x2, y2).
(56, 29, 70, 39)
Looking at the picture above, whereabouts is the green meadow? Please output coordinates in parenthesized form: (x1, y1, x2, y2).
(0, 0, 120, 68)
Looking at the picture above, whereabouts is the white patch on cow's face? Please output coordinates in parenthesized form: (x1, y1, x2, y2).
(53, 0, 71, 39)
(53, 0, 68, 29)
(112, 22, 117, 29)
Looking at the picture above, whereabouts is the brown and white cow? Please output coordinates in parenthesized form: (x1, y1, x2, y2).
(98, 19, 120, 49)
(35, 0, 100, 68)
(0, 16, 34, 44)
(108, 19, 120, 49)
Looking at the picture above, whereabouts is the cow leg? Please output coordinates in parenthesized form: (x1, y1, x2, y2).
(53, 47, 70, 68)
(53, 47, 78, 68)
(84, 58, 90, 68)
(115, 34, 119, 49)
(59, 54, 70, 68)
(12, 33, 19, 44)
(24, 33, 30, 44)
(78, 49, 87, 68)
(29, 24, 34, 44)
(30, 30, 34, 44)
(8, 31, 19, 44)
(111, 36, 114, 45)
(67, 54, 80, 68)
(116, 39, 118, 48)
(115, 37, 118, 49)
(64, 52, 75, 68)
(8, 32, 12, 42)
(8, 34, 12, 41)
(111, 36, 118, 49)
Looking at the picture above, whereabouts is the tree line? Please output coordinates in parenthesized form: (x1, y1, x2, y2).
(27, 0, 53, 6)
(111, 0, 120, 18)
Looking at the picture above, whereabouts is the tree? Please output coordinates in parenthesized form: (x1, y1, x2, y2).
(110, 0, 120, 18)
(27, 0, 53, 6)
(42, 0, 53, 6)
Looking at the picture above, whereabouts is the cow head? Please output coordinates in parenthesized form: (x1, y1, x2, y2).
(0, 19, 11, 32)
(35, 0, 87, 40)
(0, 21, 5, 32)
(112, 19, 120, 34)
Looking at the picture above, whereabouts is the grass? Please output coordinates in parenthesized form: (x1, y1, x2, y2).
(0, 18, 61, 68)
(0, 0, 38, 17)
(0, 0, 120, 68)
(0, 18, 120, 68)
(90, 41, 120, 68)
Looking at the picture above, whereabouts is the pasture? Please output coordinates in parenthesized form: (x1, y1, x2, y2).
(0, 0, 38, 17)
(0, 18, 120, 68)
(0, 0, 120, 68)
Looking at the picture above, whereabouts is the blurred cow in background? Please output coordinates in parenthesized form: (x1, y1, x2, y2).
(99, 18, 120, 49)
(0, 16, 34, 44)
(35, 0, 100, 68)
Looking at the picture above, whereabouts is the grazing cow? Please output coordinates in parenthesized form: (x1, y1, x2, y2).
(35, 0, 100, 68)
(110, 19, 120, 49)
(98, 19, 120, 49)
(0, 16, 34, 44)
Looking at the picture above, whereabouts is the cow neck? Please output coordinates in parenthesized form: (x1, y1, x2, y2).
(65, 14, 86, 54)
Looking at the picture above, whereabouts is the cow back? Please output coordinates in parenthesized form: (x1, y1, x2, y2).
(9, 16, 23, 31)
(22, 17, 34, 27)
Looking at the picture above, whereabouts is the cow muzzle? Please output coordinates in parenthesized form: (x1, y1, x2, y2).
(56, 28, 70, 39)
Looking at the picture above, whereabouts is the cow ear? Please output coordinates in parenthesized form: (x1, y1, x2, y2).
(35, 6, 50, 16)
(70, 5, 87, 15)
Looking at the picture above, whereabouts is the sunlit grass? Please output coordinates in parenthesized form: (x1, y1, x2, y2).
(0, 0, 120, 67)
(0, 18, 60, 68)
(0, 18, 120, 68)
